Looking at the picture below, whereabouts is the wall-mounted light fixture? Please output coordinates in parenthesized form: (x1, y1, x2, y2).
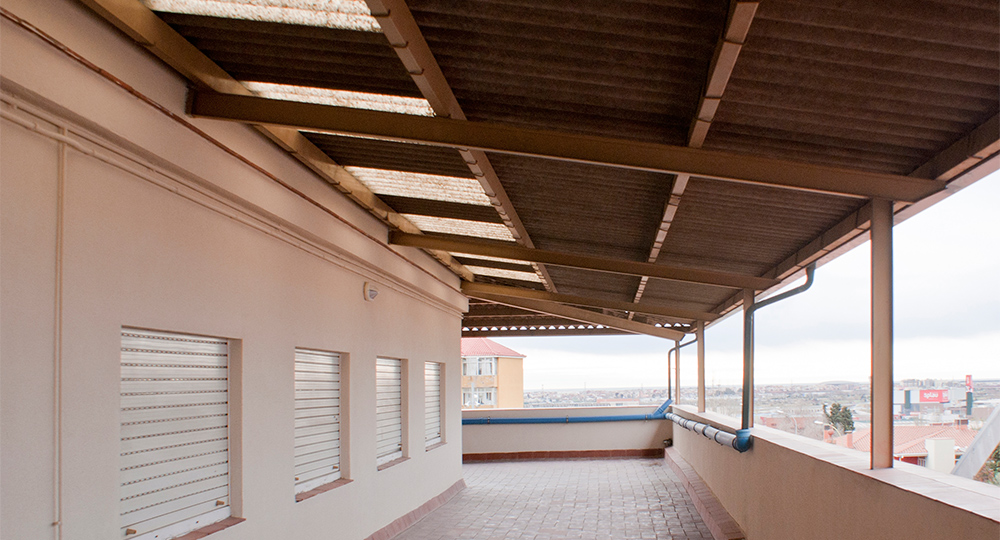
(364, 282, 379, 302)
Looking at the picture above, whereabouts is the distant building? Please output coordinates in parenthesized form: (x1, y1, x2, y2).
(834, 425, 977, 467)
(461, 338, 525, 409)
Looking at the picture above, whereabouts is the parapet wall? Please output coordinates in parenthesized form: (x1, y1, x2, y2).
(671, 405, 1000, 540)
(462, 406, 672, 457)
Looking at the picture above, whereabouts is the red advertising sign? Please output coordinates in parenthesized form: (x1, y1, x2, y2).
(966, 375, 973, 392)
(919, 389, 949, 403)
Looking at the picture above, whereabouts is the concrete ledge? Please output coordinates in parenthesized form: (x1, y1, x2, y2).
(295, 478, 352, 503)
(174, 517, 245, 540)
(464, 448, 663, 462)
(364, 479, 466, 540)
(671, 405, 1000, 539)
(665, 447, 745, 540)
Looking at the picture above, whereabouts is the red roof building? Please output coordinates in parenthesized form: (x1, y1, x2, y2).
(460, 338, 525, 358)
(835, 425, 978, 465)
(460, 338, 526, 409)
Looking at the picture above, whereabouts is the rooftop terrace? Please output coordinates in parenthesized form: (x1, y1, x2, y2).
(393, 459, 713, 540)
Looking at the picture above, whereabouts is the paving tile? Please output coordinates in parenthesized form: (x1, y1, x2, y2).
(393, 459, 714, 540)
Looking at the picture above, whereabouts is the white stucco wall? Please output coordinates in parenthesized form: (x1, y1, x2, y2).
(1, 2, 466, 539)
(671, 406, 1000, 540)
(462, 406, 672, 454)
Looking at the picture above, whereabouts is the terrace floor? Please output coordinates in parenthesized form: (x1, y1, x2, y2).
(394, 458, 714, 540)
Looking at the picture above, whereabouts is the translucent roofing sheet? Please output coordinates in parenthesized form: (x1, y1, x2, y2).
(244, 82, 434, 116)
(143, 0, 380, 31)
(465, 266, 541, 283)
(345, 167, 491, 206)
(452, 253, 531, 266)
(400, 215, 515, 242)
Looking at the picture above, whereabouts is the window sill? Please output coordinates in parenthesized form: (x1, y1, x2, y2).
(377, 456, 409, 471)
(173, 517, 245, 540)
(425, 441, 447, 452)
(295, 478, 353, 502)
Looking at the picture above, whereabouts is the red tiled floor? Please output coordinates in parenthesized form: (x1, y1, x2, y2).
(393, 459, 714, 540)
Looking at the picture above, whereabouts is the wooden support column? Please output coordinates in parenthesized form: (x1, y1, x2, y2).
(871, 199, 895, 469)
(697, 321, 706, 412)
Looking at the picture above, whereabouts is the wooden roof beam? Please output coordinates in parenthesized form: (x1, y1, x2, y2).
(366, 0, 557, 292)
(76, 0, 474, 281)
(188, 91, 944, 202)
(633, 2, 759, 315)
(462, 282, 719, 322)
(467, 293, 687, 341)
(709, 114, 1000, 318)
(390, 232, 779, 290)
(463, 327, 629, 338)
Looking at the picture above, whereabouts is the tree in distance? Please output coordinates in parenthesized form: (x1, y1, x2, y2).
(823, 402, 855, 436)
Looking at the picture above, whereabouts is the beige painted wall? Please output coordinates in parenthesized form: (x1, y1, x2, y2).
(671, 406, 1000, 540)
(462, 406, 672, 454)
(0, 2, 466, 539)
(497, 356, 524, 409)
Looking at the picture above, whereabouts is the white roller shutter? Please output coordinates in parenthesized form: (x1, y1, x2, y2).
(424, 362, 442, 447)
(294, 348, 341, 493)
(120, 328, 230, 540)
(375, 358, 403, 465)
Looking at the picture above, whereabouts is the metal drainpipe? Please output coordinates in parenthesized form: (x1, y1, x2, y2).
(669, 339, 697, 403)
(741, 264, 816, 430)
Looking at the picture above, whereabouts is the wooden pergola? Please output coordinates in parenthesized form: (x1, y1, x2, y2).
(76, 0, 999, 467)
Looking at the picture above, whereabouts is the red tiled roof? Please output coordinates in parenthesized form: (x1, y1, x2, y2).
(838, 426, 978, 456)
(460, 338, 525, 358)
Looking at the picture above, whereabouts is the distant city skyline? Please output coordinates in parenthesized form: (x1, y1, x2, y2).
(494, 170, 1000, 390)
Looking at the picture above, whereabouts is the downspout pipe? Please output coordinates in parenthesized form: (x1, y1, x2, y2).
(742, 264, 816, 430)
(666, 412, 752, 453)
(667, 339, 696, 400)
(462, 399, 673, 425)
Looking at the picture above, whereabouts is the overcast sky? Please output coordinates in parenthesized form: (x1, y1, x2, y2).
(494, 170, 1000, 390)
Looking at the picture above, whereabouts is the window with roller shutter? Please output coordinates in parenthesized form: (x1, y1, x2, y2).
(425, 362, 443, 448)
(375, 357, 404, 466)
(119, 328, 231, 540)
(293, 348, 342, 494)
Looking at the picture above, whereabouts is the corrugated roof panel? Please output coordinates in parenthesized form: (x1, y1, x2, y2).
(376, 195, 502, 223)
(157, 12, 421, 97)
(486, 154, 674, 262)
(542, 267, 642, 305)
(303, 134, 475, 178)
(465, 266, 542, 283)
(243, 82, 434, 115)
(408, 0, 728, 143)
(345, 167, 491, 206)
(656, 178, 864, 278)
(401, 216, 514, 241)
(705, 0, 1000, 174)
(143, 0, 381, 31)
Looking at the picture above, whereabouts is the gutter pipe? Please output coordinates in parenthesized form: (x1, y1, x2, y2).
(742, 264, 816, 429)
(462, 399, 674, 425)
(665, 412, 752, 453)
(463, 398, 751, 454)
(667, 338, 697, 400)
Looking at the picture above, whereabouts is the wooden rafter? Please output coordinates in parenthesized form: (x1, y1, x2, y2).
(390, 232, 779, 290)
(188, 90, 945, 202)
(467, 293, 687, 340)
(366, 0, 557, 292)
(710, 113, 1000, 317)
(76, 0, 474, 281)
(632, 1, 759, 313)
(462, 282, 719, 322)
